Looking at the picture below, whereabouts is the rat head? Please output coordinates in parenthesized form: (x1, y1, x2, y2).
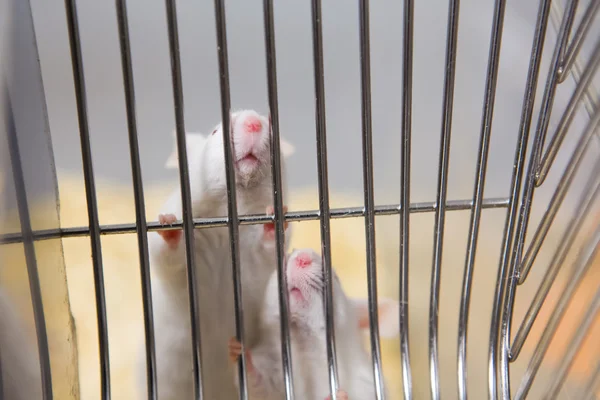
(263, 248, 401, 340)
(165, 109, 295, 193)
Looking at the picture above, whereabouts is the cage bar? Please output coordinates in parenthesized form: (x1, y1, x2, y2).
(309, 0, 340, 397)
(510, 156, 600, 359)
(556, 0, 600, 83)
(212, 1, 249, 398)
(541, 285, 600, 399)
(261, 1, 296, 398)
(113, 1, 157, 398)
(519, 102, 600, 283)
(514, 222, 600, 400)
(163, 0, 205, 398)
(429, 0, 460, 398)
(63, 0, 112, 397)
(398, 0, 414, 397)
(358, 1, 386, 398)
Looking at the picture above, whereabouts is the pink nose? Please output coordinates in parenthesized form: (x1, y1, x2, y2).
(294, 253, 312, 268)
(243, 115, 262, 134)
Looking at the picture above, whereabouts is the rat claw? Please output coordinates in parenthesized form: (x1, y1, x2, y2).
(263, 205, 289, 242)
(228, 337, 243, 363)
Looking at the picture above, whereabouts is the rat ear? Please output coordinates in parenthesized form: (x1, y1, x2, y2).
(279, 137, 295, 158)
(165, 129, 206, 169)
(352, 297, 400, 339)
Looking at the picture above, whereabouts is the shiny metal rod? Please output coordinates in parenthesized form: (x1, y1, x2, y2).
(212, 0, 248, 398)
(398, 0, 414, 397)
(358, 1, 386, 398)
(543, 286, 600, 400)
(535, 37, 600, 186)
(63, 0, 112, 396)
(0, 197, 510, 245)
(262, 0, 295, 398)
(494, 0, 579, 397)
(3, 88, 53, 400)
(454, 0, 507, 398)
(164, 0, 205, 398)
(510, 155, 600, 360)
(557, 0, 600, 83)
(310, 0, 339, 397)
(514, 222, 600, 400)
(114, 0, 157, 398)
(519, 101, 600, 283)
(430, 1, 460, 399)
(485, 0, 553, 395)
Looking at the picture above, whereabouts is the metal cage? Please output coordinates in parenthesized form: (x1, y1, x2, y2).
(1, 0, 599, 399)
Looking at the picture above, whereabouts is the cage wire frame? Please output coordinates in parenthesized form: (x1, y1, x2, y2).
(1, 0, 600, 398)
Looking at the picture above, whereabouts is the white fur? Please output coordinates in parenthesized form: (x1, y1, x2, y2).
(136, 110, 294, 400)
(0, 289, 43, 400)
(238, 249, 400, 399)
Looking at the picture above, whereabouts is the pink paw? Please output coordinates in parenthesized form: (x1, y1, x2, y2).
(325, 390, 348, 400)
(263, 205, 289, 242)
(157, 213, 182, 249)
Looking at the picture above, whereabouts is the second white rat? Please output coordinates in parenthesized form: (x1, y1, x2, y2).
(136, 110, 295, 400)
(229, 248, 400, 400)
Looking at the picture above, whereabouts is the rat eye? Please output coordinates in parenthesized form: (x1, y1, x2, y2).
(211, 129, 217, 135)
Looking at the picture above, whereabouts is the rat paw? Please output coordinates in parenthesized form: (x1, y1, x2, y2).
(228, 337, 243, 364)
(228, 337, 255, 374)
(325, 390, 348, 400)
(157, 213, 182, 249)
(263, 205, 289, 242)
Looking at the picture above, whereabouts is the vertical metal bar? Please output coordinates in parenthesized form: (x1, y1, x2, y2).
(113, 1, 157, 398)
(454, 0, 507, 398)
(582, 361, 600, 400)
(557, 0, 600, 83)
(543, 286, 600, 400)
(261, 1, 295, 398)
(63, 0, 111, 397)
(398, 0, 414, 397)
(518, 104, 600, 284)
(358, 1, 386, 399)
(492, 0, 578, 398)
(510, 155, 600, 359)
(3, 89, 53, 400)
(536, 37, 600, 186)
(163, 1, 205, 399)
(310, 0, 339, 398)
(514, 222, 600, 400)
(429, 1, 460, 398)
(212, 1, 248, 398)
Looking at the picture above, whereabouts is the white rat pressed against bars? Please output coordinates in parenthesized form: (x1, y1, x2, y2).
(1, 0, 600, 399)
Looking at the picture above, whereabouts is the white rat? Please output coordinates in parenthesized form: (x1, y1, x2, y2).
(228, 248, 400, 400)
(0, 289, 43, 400)
(137, 109, 295, 400)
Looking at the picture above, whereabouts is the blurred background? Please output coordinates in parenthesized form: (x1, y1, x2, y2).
(1, 0, 600, 399)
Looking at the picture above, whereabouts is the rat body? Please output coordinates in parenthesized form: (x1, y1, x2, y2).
(137, 110, 294, 400)
(229, 248, 400, 400)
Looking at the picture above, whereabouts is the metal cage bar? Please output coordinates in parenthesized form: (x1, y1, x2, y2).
(212, 1, 249, 398)
(163, 0, 206, 398)
(113, 1, 157, 398)
(63, 0, 112, 397)
(310, 0, 340, 397)
(358, 1, 386, 399)
(430, 1, 460, 398)
(398, 0, 414, 397)
(261, 1, 296, 398)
